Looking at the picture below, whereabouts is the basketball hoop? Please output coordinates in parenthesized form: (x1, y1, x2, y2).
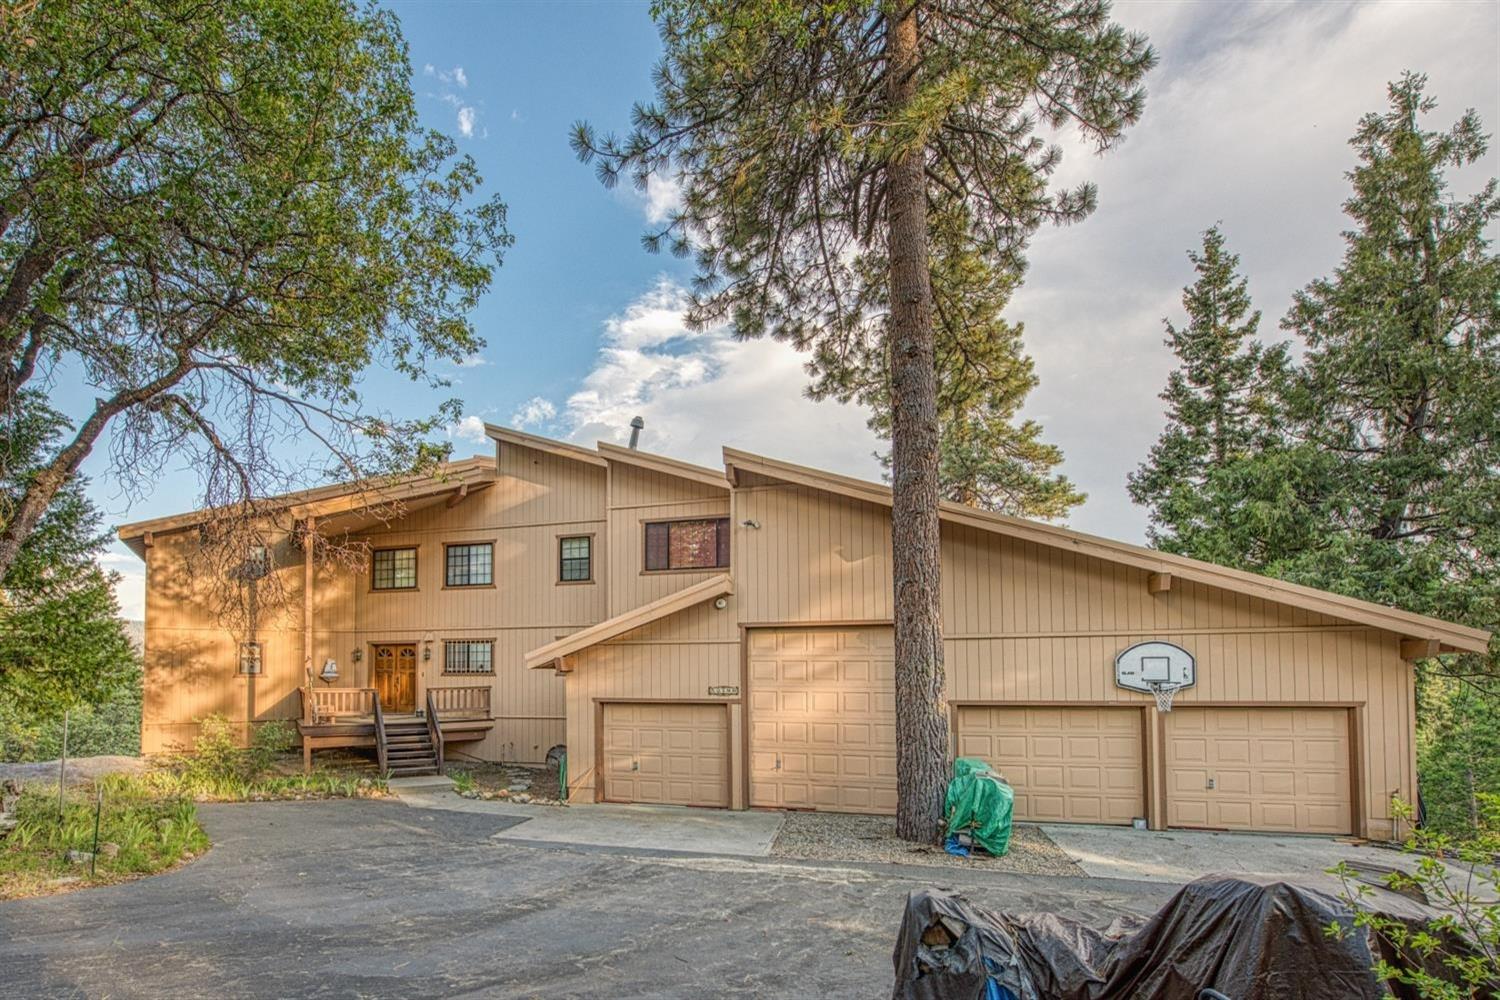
(1149, 680, 1182, 713)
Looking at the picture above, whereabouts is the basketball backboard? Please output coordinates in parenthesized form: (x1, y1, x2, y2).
(1115, 640, 1195, 693)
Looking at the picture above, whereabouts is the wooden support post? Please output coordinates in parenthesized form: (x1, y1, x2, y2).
(445, 482, 469, 508)
(1147, 572, 1173, 595)
(303, 517, 316, 676)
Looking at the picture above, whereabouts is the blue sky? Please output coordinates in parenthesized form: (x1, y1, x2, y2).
(86, 0, 1499, 617)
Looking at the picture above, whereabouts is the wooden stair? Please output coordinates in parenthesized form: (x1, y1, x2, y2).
(382, 719, 440, 777)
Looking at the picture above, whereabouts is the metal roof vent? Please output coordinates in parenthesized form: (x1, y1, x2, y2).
(628, 416, 644, 450)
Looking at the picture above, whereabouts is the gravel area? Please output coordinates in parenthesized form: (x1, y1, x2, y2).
(771, 811, 1084, 876)
(444, 759, 564, 803)
(0, 755, 147, 787)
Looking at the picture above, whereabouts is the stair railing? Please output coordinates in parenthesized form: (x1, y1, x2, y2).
(372, 691, 389, 776)
(425, 688, 444, 775)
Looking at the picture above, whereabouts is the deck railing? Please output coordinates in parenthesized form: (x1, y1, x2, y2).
(426, 685, 491, 719)
(372, 691, 388, 775)
(301, 686, 376, 725)
(425, 689, 445, 775)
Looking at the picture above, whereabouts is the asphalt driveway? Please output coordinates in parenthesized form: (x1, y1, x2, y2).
(0, 800, 1173, 999)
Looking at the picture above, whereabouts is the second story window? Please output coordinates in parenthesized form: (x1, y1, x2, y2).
(372, 547, 417, 590)
(644, 517, 730, 571)
(559, 535, 592, 582)
(445, 542, 493, 587)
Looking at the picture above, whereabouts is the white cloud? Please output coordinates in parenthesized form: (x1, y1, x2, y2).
(511, 397, 558, 429)
(642, 173, 684, 225)
(453, 66, 468, 88)
(456, 106, 477, 138)
(447, 415, 489, 446)
(524, 279, 881, 477)
(98, 548, 145, 621)
(454, 352, 490, 368)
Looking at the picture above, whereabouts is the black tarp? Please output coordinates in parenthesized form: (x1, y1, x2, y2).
(891, 874, 1447, 1000)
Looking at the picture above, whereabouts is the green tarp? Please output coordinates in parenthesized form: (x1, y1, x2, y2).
(944, 757, 1014, 856)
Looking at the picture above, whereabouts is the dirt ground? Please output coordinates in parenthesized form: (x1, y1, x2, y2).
(443, 757, 563, 803)
(771, 811, 1084, 876)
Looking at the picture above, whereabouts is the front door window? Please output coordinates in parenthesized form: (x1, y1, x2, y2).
(371, 643, 417, 712)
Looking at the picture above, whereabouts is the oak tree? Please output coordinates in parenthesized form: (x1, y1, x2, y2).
(0, 0, 512, 598)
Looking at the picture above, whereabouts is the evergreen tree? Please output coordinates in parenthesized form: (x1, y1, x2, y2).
(1, 394, 136, 719)
(574, 1, 1152, 840)
(817, 226, 1085, 518)
(1268, 74, 1499, 643)
(1128, 225, 1287, 562)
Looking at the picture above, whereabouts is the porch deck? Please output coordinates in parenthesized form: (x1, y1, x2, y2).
(298, 685, 494, 773)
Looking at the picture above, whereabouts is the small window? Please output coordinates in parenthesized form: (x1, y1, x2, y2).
(559, 535, 592, 582)
(445, 542, 493, 587)
(443, 640, 494, 675)
(644, 517, 730, 571)
(372, 547, 417, 590)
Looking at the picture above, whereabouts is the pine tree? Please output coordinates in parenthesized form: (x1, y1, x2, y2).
(1, 393, 136, 718)
(816, 226, 1085, 518)
(1128, 225, 1287, 562)
(574, 1, 1153, 841)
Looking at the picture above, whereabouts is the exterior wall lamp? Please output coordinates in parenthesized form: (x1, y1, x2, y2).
(351, 647, 363, 663)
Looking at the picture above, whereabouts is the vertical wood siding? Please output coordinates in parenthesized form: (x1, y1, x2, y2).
(562, 599, 743, 806)
(733, 483, 1418, 839)
(605, 463, 730, 617)
(141, 442, 606, 763)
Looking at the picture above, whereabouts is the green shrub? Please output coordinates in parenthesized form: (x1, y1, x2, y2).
(0, 774, 208, 898)
(449, 769, 476, 794)
(1329, 798, 1500, 998)
(0, 659, 142, 762)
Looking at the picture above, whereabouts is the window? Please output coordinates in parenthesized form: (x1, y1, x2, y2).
(445, 542, 493, 587)
(371, 547, 417, 590)
(444, 640, 494, 675)
(559, 535, 592, 582)
(644, 517, 730, 571)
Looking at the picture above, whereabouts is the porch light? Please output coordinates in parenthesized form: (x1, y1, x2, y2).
(423, 645, 432, 661)
(351, 647, 363, 663)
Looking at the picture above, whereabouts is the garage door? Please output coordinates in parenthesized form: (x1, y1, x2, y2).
(1167, 707, 1351, 834)
(956, 706, 1146, 825)
(602, 703, 729, 807)
(748, 627, 896, 813)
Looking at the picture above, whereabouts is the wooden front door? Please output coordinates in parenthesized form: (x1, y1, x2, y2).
(371, 643, 417, 712)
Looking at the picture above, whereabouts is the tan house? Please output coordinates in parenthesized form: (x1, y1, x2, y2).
(120, 425, 1490, 839)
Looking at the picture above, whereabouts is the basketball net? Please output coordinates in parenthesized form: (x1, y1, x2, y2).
(1149, 680, 1182, 713)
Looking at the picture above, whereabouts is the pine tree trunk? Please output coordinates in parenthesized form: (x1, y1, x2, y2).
(885, 0, 949, 844)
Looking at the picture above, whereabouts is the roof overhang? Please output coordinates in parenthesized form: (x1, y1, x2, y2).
(526, 574, 734, 671)
(723, 448, 1492, 656)
(486, 424, 608, 467)
(116, 457, 497, 558)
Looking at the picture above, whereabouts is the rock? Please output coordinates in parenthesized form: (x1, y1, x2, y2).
(66, 849, 94, 865)
(99, 842, 120, 858)
(507, 783, 531, 793)
(514, 793, 532, 804)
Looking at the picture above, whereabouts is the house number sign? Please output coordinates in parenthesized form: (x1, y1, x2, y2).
(708, 685, 739, 697)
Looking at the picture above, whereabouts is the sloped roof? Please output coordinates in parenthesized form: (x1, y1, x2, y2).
(596, 441, 729, 490)
(525, 574, 734, 670)
(723, 447, 1491, 654)
(116, 456, 496, 555)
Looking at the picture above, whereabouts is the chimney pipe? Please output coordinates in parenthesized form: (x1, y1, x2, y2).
(628, 416, 645, 450)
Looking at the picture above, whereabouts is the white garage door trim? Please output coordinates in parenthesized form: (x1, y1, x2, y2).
(954, 703, 1148, 826)
(600, 701, 731, 808)
(1165, 705, 1354, 835)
